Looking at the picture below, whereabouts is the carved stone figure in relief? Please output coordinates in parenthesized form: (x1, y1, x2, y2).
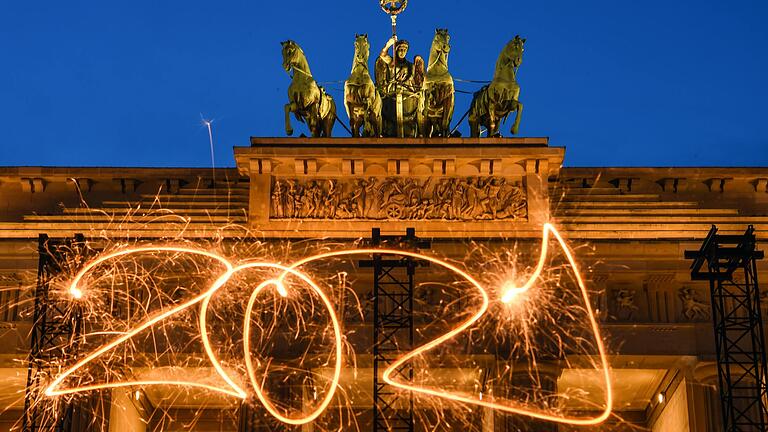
(462, 177, 483, 219)
(336, 192, 358, 219)
(271, 180, 286, 218)
(304, 180, 321, 218)
(271, 176, 527, 221)
(324, 180, 341, 218)
(355, 177, 378, 218)
(451, 179, 465, 219)
(481, 177, 503, 218)
(679, 288, 709, 320)
(614, 289, 638, 319)
(496, 185, 527, 219)
(286, 180, 301, 217)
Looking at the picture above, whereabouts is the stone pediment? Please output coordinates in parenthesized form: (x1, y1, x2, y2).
(235, 137, 563, 238)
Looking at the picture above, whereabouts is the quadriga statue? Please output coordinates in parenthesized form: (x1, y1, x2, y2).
(344, 34, 382, 137)
(281, 40, 337, 137)
(420, 29, 455, 138)
(375, 36, 424, 137)
(468, 35, 525, 137)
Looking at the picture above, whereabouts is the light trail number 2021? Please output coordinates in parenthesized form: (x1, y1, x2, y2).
(45, 223, 612, 427)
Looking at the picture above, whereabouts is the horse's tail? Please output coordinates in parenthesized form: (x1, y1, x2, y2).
(331, 102, 354, 136)
(327, 93, 336, 118)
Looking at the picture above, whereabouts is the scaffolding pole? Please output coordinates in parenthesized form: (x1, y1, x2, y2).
(23, 234, 90, 432)
(685, 225, 768, 431)
(360, 228, 429, 432)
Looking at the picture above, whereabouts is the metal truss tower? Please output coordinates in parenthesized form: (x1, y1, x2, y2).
(685, 225, 768, 431)
(238, 400, 276, 432)
(361, 228, 429, 432)
(23, 234, 90, 432)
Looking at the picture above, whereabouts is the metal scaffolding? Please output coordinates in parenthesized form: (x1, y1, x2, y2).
(238, 399, 276, 432)
(685, 225, 768, 431)
(23, 234, 90, 432)
(361, 228, 429, 432)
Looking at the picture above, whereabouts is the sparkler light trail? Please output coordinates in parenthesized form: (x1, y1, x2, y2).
(381, 223, 613, 426)
(43, 223, 612, 427)
(45, 246, 239, 398)
(239, 263, 342, 425)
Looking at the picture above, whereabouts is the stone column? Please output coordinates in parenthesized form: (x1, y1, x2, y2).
(688, 362, 723, 432)
(524, 158, 550, 225)
(503, 362, 561, 432)
(481, 405, 494, 432)
(301, 378, 315, 432)
(108, 389, 147, 432)
(248, 158, 272, 227)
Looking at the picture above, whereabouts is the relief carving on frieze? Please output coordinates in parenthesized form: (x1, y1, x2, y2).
(679, 287, 709, 321)
(614, 289, 639, 320)
(270, 176, 527, 220)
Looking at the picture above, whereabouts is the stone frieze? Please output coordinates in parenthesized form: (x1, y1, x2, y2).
(270, 176, 527, 220)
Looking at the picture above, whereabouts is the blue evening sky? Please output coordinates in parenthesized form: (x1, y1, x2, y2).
(1, 1, 766, 167)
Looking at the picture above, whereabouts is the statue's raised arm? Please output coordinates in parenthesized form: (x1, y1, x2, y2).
(374, 37, 395, 90)
(375, 37, 416, 96)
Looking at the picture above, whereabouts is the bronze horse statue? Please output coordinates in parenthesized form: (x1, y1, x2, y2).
(420, 29, 454, 137)
(344, 34, 382, 137)
(468, 36, 525, 137)
(281, 40, 336, 137)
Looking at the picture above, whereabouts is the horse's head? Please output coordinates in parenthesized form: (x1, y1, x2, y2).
(353, 34, 370, 66)
(432, 28, 451, 54)
(501, 35, 526, 69)
(426, 29, 451, 72)
(281, 40, 303, 73)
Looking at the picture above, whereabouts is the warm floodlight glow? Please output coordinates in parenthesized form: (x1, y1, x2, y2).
(44, 223, 612, 427)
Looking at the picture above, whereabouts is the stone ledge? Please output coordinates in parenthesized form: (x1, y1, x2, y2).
(250, 136, 550, 146)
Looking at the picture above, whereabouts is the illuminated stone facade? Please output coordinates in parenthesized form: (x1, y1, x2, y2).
(0, 137, 766, 431)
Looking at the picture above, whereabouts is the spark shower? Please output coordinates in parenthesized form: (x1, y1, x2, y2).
(40, 223, 612, 428)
